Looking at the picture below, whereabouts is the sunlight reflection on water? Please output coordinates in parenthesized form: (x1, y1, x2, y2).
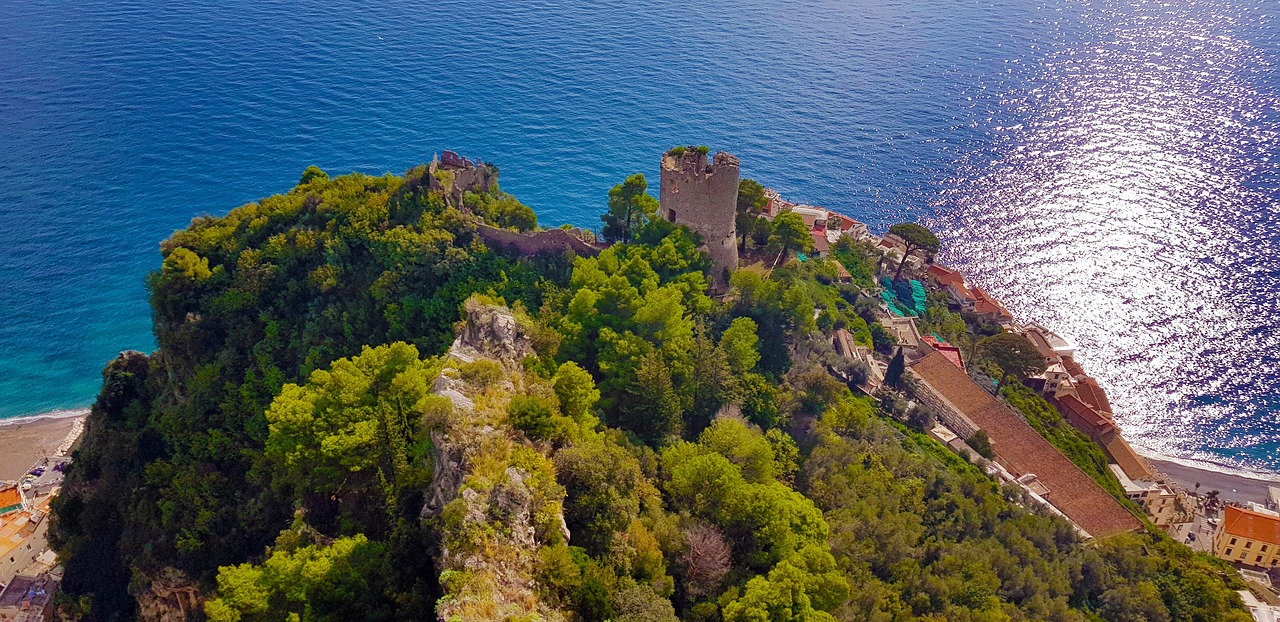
(935, 0, 1280, 472)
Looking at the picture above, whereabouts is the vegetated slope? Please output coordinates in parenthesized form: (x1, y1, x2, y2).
(51, 165, 1249, 621)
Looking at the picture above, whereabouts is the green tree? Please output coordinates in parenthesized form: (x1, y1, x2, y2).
(721, 546, 849, 622)
(884, 347, 905, 388)
(978, 332, 1046, 390)
(965, 430, 995, 459)
(263, 343, 438, 533)
(736, 179, 768, 251)
(602, 174, 659, 243)
(553, 361, 601, 424)
(886, 223, 940, 279)
(720, 317, 761, 374)
(509, 395, 558, 441)
(699, 418, 776, 484)
(555, 438, 650, 555)
(204, 534, 390, 622)
(768, 211, 814, 256)
(299, 165, 329, 185)
(765, 429, 800, 485)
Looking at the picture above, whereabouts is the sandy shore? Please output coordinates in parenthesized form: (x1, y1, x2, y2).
(1149, 457, 1280, 506)
(0, 415, 84, 481)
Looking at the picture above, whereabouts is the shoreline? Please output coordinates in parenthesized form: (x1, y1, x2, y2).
(0, 407, 90, 428)
(1145, 455, 1279, 506)
(0, 412, 86, 481)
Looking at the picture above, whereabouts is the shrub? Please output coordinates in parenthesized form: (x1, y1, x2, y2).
(509, 395, 557, 440)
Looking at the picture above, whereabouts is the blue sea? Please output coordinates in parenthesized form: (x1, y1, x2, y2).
(1, 0, 1277, 474)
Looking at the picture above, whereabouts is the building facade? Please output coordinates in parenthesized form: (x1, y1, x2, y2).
(1213, 505, 1280, 569)
(659, 148, 740, 288)
(1109, 464, 1178, 526)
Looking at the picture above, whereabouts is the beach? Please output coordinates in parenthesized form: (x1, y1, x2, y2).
(1148, 457, 1279, 507)
(0, 414, 84, 481)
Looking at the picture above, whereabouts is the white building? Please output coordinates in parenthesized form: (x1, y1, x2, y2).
(1109, 464, 1179, 526)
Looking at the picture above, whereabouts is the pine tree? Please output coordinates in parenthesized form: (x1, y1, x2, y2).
(885, 347, 905, 388)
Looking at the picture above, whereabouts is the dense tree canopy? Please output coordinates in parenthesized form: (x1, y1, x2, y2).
(51, 163, 1250, 622)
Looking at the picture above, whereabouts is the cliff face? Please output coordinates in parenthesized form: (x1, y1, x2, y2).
(134, 568, 202, 622)
(422, 299, 569, 621)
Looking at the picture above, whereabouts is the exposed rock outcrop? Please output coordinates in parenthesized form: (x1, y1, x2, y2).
(134, 568, 202, 622)
(447, 298, 536, 369)
(421, 298, 569, 621)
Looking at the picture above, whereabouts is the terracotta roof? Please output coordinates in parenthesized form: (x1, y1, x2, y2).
(833, 260, 852, 280)
(835, 215, 861, 232)
(1061, 356, 1086, 378)
(1222, 505, 1280, 545)
(922, 336, 965, 370)
(972, 287, 1015, 320)
(1055, 395, 1114, 432)
(0, 485, 20, 513)
(1100, 432, 1157, 481)
(927, 264, 966, 287)
(810, 232, 829, 253)
(1074, 377, 1113, 414)
(910, 352, 1141, 538)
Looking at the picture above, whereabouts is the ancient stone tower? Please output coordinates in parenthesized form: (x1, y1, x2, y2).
(659, 147, 740, 288)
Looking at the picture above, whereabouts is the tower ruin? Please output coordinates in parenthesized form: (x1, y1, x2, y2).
(659, 147, 740, 288)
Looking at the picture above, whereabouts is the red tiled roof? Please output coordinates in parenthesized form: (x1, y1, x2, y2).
(972, 287, 1014, 320)
(910, 352, 1140, 538)
(922, 336, 965, 370)
(810, 232, 829, 253)
(1222, 505, 1280, 545)
(1055, 394, 1113, 431)
(927, 264, 966, 287)
(1074, 377, 1113, 414)
(833, 260, 852, 280)
(1062, 356, 1086, 378)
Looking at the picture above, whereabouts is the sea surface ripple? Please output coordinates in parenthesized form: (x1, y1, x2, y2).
(0, 0, 1277, 473)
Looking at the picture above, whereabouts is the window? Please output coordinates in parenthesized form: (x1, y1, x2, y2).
(1246, 541, 1253, 549)
(1226, 548, 1234, 556)
(1262, 545, 1269, 552)
(1257, 556, 1264, 563)
(1230, 537, 1238, 545)
(666, 210, 676, 223)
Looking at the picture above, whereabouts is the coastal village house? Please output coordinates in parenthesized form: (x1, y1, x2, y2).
(1214, 505, 1280, 569)
(924, 264, 1014, 324)
(0, 486, 49, 587)
(761, 188, 871, 250)
(0, 571, 58, 622)
(1108, 465, 1179, 526)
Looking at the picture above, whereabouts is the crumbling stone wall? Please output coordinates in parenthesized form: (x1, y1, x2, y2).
(659, 148, 740, 289)
(477, 225, 601, 258)
(427, 153, 496, 208)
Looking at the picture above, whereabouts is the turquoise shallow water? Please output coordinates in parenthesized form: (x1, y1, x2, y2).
(1, 0, 1278, 473)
